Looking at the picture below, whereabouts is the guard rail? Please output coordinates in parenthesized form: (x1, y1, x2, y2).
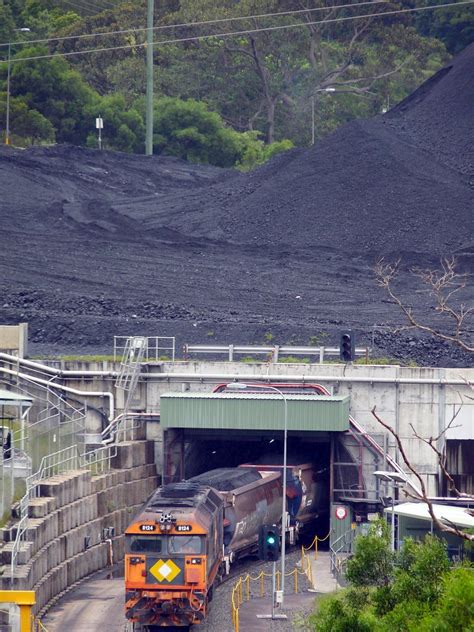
(183, 344, 369, 363)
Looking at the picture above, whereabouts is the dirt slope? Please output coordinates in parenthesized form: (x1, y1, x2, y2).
(0, 45, 472, 366)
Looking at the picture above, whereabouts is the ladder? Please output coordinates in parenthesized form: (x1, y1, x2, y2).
(115, 336, 147, 427)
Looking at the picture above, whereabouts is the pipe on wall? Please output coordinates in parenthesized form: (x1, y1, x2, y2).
(0, 366, 115, 420)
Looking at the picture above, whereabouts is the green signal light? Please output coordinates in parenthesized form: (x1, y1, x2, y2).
(267, 536, 276, 545)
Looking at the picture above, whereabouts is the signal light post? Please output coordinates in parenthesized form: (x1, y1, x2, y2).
(339, 330, 355, 362)
(227, 382, 288, 619)
(257, 524, 286, 621)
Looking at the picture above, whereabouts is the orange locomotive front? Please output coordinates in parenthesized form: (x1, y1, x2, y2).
(125, 482, 224, 628)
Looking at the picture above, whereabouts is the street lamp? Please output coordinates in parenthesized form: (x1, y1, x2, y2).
(374, 470, 408, 551)
(226, 381, 289, 610)
(5, 27, 31, 145)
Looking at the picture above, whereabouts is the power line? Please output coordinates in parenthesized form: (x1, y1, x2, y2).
(3, 0, 473, 64)
(0, 1, 398, 48)
(59, 0, 107, 14)
(61, 0, 116, 11)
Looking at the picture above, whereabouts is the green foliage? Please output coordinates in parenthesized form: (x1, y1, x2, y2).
(148, 97, 242, 166)
(9, 45, 98, 144)
(307, 535, 468, 632)
(138, 96, 292, 167)
(391, 536, 450, 606)
(236, 134, 294, 171)
(307, 592, 379, 632)
(415, 0, 474, 53)
(0, 0, 16, 42)
(85, 93, 144, 152)
(381, 599, 430, 632)
(346, 519, 394, 587)
(277, 356, 311, 364)
(0, 95, 55, 144)
(3, 46, 145, 151)
(2, 0, 465, 163)
(423, 566, 474, 631)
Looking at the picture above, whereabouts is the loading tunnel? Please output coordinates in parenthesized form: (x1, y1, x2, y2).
(159, 390, 383, 543)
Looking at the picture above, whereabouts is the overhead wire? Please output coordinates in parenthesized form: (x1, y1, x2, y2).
(0, 1, 391, 48)
(59, 0, 107, 14)
(61, 0, 117, 11)
(2, 0, 472, 63)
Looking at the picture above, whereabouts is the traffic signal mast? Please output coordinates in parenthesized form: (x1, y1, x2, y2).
(258, 524, 280, 562)
(339, 330, 355, 362)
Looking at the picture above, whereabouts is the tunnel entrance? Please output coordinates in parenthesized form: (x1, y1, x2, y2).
(163, 427, 333, 540)
(159, 390, 384, 545)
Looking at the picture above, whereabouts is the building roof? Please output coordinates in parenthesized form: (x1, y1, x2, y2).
(0, 389, 33, 407)
(384, 502, 474, 529)
(160, 392, 350, 432)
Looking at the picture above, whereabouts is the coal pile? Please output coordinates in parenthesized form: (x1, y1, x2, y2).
(0, 45, 472, 366)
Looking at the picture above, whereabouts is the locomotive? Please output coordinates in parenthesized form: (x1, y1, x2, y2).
(125, 463, 326, 628)
(125, 482, 223, 628)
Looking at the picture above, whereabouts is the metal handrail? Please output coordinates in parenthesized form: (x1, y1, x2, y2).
(113, 336, 176, 362)
(183, 343, 369, 363)
(9, 441, 118, 577)
(329, 528, 355, 582)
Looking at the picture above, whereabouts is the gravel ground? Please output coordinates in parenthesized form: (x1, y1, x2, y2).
(1, 45, 472, 367)
(203, 550, 315, 632)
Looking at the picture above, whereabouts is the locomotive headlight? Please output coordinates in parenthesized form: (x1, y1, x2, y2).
(191, 558, 202, 565)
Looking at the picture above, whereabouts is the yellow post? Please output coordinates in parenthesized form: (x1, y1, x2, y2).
(294, 569, 298, 593)
(246, 575, 250, 601)
(0, 590, 36, 632)
(260, 572, 264, 597)
(314, 536, 318, 559)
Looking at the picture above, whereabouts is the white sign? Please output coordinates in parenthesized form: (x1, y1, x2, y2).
(335, 506, 347, 520)
(96, 117, 104, 129)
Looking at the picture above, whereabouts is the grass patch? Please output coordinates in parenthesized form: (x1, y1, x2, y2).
(278, 356, 311, 364)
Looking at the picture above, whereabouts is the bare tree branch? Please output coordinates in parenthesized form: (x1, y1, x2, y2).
(375, 258, 474, 353)
(372, 406, 474, 542)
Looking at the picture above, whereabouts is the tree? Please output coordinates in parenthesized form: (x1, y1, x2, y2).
(0, 0, 15, 43)
(372, 404, 474, 543)
(346, 519, 394, 587)
(6, 46, 146, 151)
(144, 96, 292, 167)
(9, 45, 99, 144)
(415, 0, 474, 54)
(375, 257, 473, 353)
(306, 535, 469, 631)
(158, 0, 447, 145)
(0, 95, 55, 144)
(85, 93, 145, 153)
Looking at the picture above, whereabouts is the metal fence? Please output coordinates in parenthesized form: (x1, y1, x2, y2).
(113, 336, 176, 362)
(329, 527, 356, 585)
(183, 344, 370, 363)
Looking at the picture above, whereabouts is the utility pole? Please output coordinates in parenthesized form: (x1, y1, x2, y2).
(311, 95, 315, 146)
(5, 43, 11, 145)
(5, 29, 31, 145)
(145, 0, 154, 156)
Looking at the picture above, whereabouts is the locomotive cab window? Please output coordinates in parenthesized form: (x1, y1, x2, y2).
(127, 536, 164, 553)
(168, 536, 202, 555)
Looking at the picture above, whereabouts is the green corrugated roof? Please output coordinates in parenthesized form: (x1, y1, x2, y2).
(160, 392, 350, 432)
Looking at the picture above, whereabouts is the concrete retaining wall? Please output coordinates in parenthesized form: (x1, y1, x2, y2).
(0, 441, 158, 615)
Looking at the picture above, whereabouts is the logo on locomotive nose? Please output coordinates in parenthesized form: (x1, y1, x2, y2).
(150, 559, 181, 582)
